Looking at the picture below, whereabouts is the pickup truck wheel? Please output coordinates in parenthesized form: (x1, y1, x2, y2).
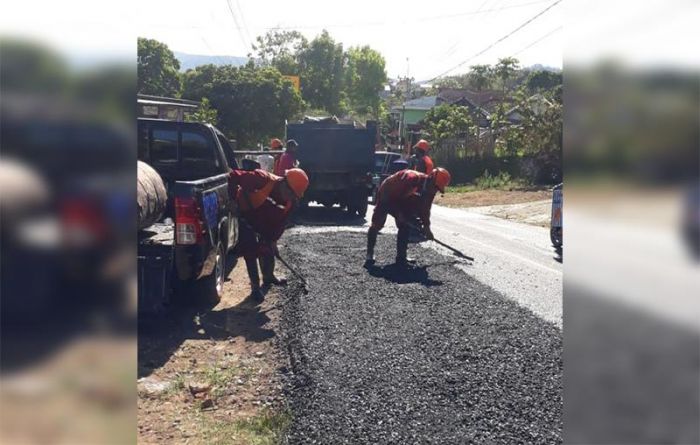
(202, 243, 225, 303)
(550, 227, 562, 248)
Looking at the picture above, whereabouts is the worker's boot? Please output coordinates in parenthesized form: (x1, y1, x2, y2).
(395, 226, 415, 267)
(365, 228, 378, 266)
(245, 257, 264, 302)
(261, 255, 287, 286)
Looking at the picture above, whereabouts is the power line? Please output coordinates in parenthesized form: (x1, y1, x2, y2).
(433, 0, 494, 62)
(426, 0, 562, 82)
(225, 0, 250, 51)
(143, 0, 553, 32)
(233, 0, 254, 51)
(192, 26, 227, 66)
(512, 25, 563, 56)
(259, 0, 554, 30)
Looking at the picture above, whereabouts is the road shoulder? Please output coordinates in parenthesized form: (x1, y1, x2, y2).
(137, 259, 289, 444)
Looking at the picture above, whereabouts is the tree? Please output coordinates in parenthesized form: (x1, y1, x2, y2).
(434, 73, 471, 90)
(137, 37, 182, 96)
(493, 57, 520, 93)
(0, 38, 69, 94)
(181, 64, 218, 101)
(422, 104, 474, 148)
(344, 46, 387, 117)
(525, 70, 562, 93)
(489, 87, 562, 181)
(298, 30, 347, 115)
(468, 64, 493, 91)
(185, 97, 218, 125)
(181, 64, 303, 147)
(252, 30, 307, 75)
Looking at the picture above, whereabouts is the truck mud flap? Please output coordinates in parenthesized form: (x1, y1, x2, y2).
(138, 245, 174, 313)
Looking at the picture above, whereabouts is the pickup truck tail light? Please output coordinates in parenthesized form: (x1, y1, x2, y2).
(60, 197, 108, 246)
(175, 197, 203, 245)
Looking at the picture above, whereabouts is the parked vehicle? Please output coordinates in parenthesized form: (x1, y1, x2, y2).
(137, 118, 239, 311)
(370, 151, 403, 203)
(550, 183, 563, 254)
(287, 118, 376, 217)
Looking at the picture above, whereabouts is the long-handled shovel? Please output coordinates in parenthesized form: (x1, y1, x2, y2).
(275, 252, 309, 294)
(408, 223, 475, 262)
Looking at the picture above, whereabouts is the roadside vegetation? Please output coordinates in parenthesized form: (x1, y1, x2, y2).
(138, 31, 387, 148)
(198, 410, 291, 445)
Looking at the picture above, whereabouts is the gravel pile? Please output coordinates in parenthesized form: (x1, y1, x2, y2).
(278, 231, 562, 444)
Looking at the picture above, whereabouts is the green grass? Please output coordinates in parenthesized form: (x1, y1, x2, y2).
(199, 409, 292, 445)
(447, 171, 537, 192)
(204, 362, 246, 398)
(446, 184, 479, 193)
(164, 373, 186, 396)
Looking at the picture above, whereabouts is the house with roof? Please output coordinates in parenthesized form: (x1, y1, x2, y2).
(391, 95, 438, 127)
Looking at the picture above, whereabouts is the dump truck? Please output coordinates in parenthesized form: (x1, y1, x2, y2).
(287, 117, 376, 217)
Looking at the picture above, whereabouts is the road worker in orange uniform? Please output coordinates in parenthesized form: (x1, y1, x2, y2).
(274, 139, 299, 176)
(269, 138, 284, 173)
(365, 167, 451, 267)
(408, 139, 434, 174)
(228, 168, 309, 301)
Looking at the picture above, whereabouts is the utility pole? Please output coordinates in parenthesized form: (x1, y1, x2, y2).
(404, 57, 410, 155)
(406, 57, 411, 99)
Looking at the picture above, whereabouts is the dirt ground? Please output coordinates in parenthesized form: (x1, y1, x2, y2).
(435, 189, 553, 227)
(137, 258, 289, 444)
(434, 188, 551, 208)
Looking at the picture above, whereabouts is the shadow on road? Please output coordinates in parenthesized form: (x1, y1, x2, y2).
(365, 263, 443, 287)
(137, 254, 275, 378)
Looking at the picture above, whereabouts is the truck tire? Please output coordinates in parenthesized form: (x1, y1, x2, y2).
(355, 195, 368, 218)
(201, 242, 225, 304)
(137, 161, 167, 230)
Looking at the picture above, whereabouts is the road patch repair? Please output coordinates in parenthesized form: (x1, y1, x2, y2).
(276, 230, 562, 443)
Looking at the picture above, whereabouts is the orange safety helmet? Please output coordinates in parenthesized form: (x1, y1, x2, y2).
(285, 168, 309, 198)
(413, 139, 431, 152)
(270, 138, 284, 149)
(430, 167, 451, 193)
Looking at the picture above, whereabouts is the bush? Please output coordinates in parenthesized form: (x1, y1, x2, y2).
(475, 170, 514, 189)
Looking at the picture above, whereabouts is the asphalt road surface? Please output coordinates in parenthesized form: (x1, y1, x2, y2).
(296, 204, 563, 326)
(277, 205, 563, 444)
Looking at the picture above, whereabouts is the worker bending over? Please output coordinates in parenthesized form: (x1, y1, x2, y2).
(229, 168, 309, 301)
(366, 167, 451, 267)
(408, 139, 434, 174)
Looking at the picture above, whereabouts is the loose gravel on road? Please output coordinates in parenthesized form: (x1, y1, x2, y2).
(277, 230, 562, 444)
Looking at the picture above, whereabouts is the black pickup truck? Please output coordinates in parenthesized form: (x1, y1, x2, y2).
(137, 118, 238, 311)
(287, 118, 376, 217)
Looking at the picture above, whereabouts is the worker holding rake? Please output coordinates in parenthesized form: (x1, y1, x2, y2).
(365, 167, 451, 267)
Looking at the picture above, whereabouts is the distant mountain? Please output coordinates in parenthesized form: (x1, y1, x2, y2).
(527, 64, 562, 73)
(173, 51, 250, 71)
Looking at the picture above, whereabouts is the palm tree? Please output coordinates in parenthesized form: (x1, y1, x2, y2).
(468, 64, 493, 91)
(494, 57, 520, 94)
